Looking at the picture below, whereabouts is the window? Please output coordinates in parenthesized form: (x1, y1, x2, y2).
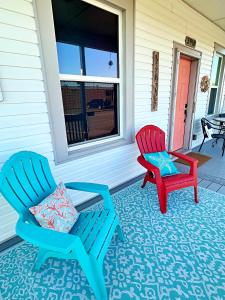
(207, 53, 224, 115)
(36, 0, 133, 162)
(61, 81, 118, 144)
(52, 0, 121, 146)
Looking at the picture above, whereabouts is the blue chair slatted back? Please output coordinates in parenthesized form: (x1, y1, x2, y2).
(0, 151, 57, 216)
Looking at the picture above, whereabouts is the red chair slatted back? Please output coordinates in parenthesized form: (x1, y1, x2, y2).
(136, 125, 166, 154)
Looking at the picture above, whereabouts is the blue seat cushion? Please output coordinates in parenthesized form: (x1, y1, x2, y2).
(144, 151, 180, 177)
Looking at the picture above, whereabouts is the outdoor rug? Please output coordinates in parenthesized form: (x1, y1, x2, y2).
(0, 181, 225, 300)
(174, 152, 212, 167)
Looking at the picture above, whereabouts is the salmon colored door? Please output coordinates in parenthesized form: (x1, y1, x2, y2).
(173, 56, 191, 151)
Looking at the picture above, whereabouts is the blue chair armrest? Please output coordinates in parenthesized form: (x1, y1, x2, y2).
(65, 182, 115, 211)
(16, 218, 82, 254)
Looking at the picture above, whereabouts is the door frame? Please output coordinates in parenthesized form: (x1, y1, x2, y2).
(168, 42, 202, 151)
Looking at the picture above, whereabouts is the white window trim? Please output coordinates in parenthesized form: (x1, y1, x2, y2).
(207, 45, 225, 116)
(59, 75, 120, 84)
(69, 135, 122, 151)
(34, 0, 134, 163)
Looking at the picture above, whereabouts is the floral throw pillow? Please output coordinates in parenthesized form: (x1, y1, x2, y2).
(29, 182, 79, 233)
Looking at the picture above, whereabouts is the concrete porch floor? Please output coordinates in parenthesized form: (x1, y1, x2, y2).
(175, 138, 225, 195)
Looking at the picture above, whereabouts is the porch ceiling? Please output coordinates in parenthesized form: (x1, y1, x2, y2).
(183, 0, 225, 32)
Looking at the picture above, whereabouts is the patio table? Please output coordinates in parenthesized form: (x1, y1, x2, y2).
(213, 116, 225, 124)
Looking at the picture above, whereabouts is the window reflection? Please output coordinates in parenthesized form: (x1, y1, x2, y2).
(85, 48, 118, 77)
(56, 42, 80, 75)
(52, 0, 120, 146)
(61, 81, 118, 145)
(211, 55, 222, 86)
(208, 88, 217, 115)
(85, 82, 118, 139)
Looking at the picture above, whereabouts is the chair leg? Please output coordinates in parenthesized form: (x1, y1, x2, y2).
(158, 189, 168, 214)
(35, 249, 49, 271)
(91, 259, 107, 300)
(194, 185, 199, 204)
(79, 258, 106, 300)
(116, 224, 125, 241)
(217, 128, 222, 144)
(198, 137, 205, 152)
(222, 140, 225, 156)
(141, 172, 149, 188)
(212, 140, 216, 147)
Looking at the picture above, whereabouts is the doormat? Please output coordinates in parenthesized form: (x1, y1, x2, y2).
(175, 152, 212, 167)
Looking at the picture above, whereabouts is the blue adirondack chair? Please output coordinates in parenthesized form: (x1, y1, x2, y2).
(0, 151, 124, 300)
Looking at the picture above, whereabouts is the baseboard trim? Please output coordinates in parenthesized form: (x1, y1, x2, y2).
(0, 173, 144, 253)
(0, 236, 23, 253)
(76, 173, 144, 211)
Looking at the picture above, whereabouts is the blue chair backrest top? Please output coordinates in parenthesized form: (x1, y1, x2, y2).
(0, 151, 57, 216)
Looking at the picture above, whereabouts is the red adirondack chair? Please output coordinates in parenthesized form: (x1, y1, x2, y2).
(136, 125, 198, 214)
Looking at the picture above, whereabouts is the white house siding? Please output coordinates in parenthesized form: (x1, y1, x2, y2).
(1, 0, 225, 243)
(0, 0, 143, 243)
(0, 0, 54, 242)
(134, 0, 225, 148)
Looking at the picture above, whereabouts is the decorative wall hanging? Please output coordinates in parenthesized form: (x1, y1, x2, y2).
(200, 75, 210, 92)
(151, 51, 159, 112)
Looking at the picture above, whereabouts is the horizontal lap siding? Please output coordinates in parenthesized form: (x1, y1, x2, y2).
(0, 0, 144, 243)
(0, 0, 54, 243)
(135, 0, 225, 149)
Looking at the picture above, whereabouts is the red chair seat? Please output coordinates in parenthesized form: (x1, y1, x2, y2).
(162, 173, 195, 191)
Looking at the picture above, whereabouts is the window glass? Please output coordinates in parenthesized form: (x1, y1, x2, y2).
(61, 81, 118, 145)
(52, 0, 120, 146)
(207, 88, 217, 115)
(85, 48, 118, 77)
(56, 42, 81, 75)
(211, 55, 222, 86)
(85, 82, 118, 139)
(61, 81, 86, 144)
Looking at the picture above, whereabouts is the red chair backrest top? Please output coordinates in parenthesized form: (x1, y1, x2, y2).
(136, 125, 166, 155)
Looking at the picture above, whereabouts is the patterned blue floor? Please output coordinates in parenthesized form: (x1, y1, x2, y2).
(0, 182, 225, 300)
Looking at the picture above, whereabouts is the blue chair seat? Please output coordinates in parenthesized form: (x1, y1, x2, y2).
(71, 209, 117, 261)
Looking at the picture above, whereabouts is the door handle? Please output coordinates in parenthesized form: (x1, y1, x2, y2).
(184, 104, 188, 122)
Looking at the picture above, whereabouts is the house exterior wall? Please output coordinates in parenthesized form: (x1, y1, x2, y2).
(134, 0, 225, 148)
(0, 0, 140, 243)
(0, 0, 225, 243)
(0, 0, 53, 241)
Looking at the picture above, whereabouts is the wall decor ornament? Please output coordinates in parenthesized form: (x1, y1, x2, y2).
(151, 51, 159, 111)
(200, 75, 210, 92)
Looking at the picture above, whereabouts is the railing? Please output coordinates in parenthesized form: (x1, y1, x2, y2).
(65, 114, 86, 144)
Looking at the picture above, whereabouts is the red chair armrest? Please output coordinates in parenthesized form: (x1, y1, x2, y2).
(168, 151, 198, 177)
(137, 155, 162, 185)
(168, 151, 198, 164)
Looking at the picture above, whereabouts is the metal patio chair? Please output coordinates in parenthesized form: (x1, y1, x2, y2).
(0, 151, 124, 300)
(198, 117, 225, 156)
